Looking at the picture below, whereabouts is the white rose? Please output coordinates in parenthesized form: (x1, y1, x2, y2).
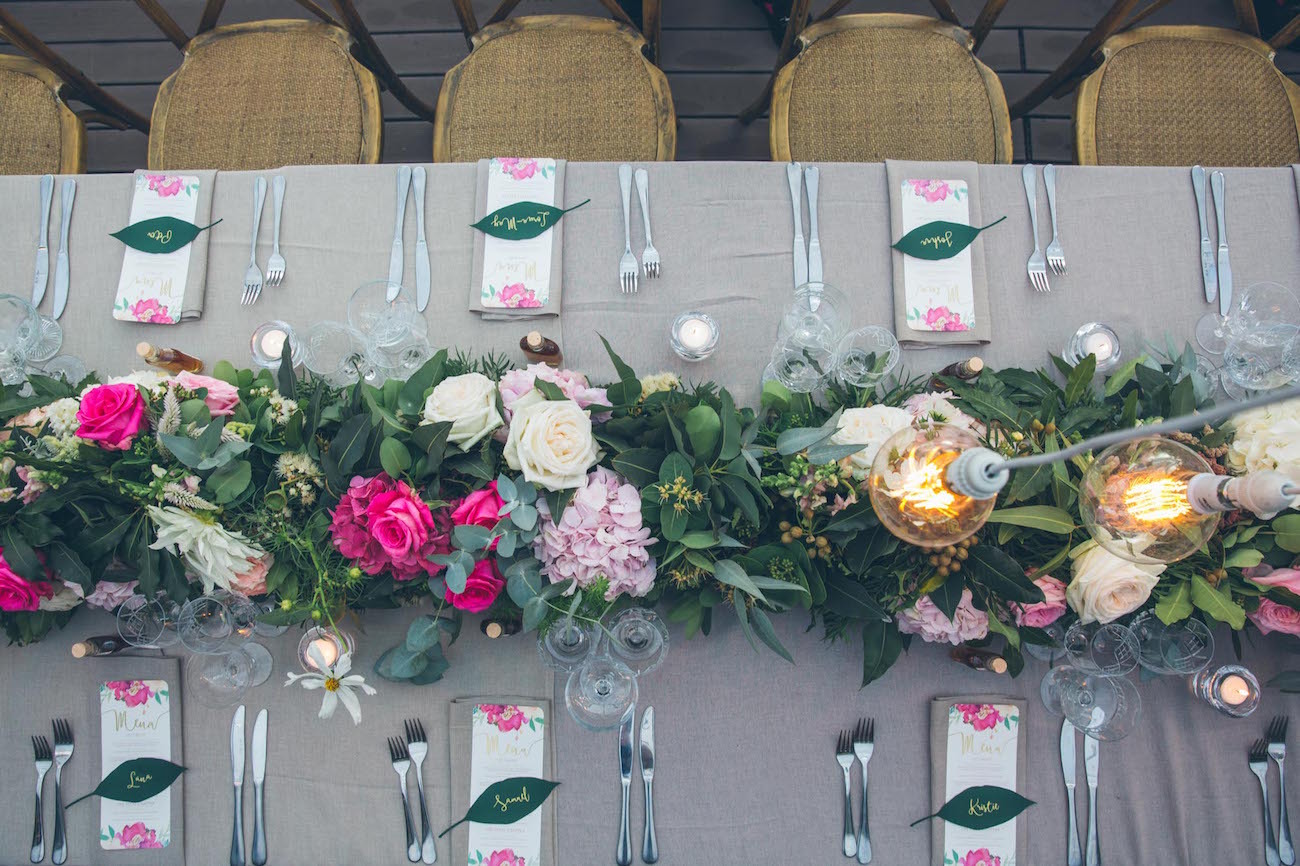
(38, 582, 83, 613)
(421, 373, 503, 449)
(1228, 401, 1300, 505)
(829, 405, 914, 479)
(1066, 544, 1164, 624)
(504, 398, 601, 491)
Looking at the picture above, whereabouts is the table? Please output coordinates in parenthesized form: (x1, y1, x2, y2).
(1, 161, 1300, 865)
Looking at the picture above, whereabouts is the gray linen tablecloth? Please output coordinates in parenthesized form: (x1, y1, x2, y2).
(1, 162, 1300, 865)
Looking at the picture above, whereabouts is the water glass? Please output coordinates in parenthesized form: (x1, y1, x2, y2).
(607, 607, 669, 676)
(777, 282, 850, 348)
(1062, 621, 1139, 675)
(368, 326, 434, 382)
(1132, 612, 1214, 675)
(1058, 668, 1142, 741)
(1222, 324, 1300, 391)
(302, 321, 372, 387)
(538, 618, 595, 673)
(178, 596, 237, 654)
(39, 355, 87, 385)
(216, 590, 274, 685)
(1022, 619, 1068, 663)
(116, 595, 169, 648)
(834, 326, 900, 389)
(0, 294, 41, 350)
(564, 644, 638, 731)
(348, 280, 419, 348)
(770, 332, 835, 393)
(186, 650, 253, 708)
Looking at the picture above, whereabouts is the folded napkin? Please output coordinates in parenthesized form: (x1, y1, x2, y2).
(113, 169, 216, 324)
(0, 651, 184, 866)
(886, 160, 992, 346)
(928, 696, 1027, 866)
(469, 158, 566, 320)
(449, 696, 557, 866)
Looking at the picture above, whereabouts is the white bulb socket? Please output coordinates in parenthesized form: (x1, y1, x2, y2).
(946, 448, 1010, 500)
(1187, 470, 1298, 520)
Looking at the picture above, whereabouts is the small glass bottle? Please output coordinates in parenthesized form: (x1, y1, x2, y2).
(481, 617, 523, 639)
(71, 635, 132, 658)
(950, 646, 1008, 674)
(520, 331, 562, 367)
(932, 356, 984, 388)
(136, 342, 204, 374)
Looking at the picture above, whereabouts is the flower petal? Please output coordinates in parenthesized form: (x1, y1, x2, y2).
(319, 689, 338, 719)
(337, 685, 362, 724)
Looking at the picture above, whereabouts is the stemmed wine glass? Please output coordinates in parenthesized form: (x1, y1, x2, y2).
(833, 326, 900, 390)
(564, 638, 639, 732)
(1061, 621, 1140, 675)
(301, 321, 373, 387)
(1043, 666, 1143, 741)
(178, 596, 260, 707)
(217, 590, 274, 685)
(1131, 611, 1214, 675)
(607, 607, 670, 676)
(116, 595, 179, 649)
(538, 618, 595, 673)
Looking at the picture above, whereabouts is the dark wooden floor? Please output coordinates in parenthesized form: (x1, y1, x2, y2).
(3, 0, 1297, 171)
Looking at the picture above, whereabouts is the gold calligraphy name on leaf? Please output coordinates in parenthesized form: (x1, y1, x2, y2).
(126, 771, 154, 790)
(493, 785, 531, 812)
(910, 784, 1034, 831)
(471, 199, 591, 241)
(919, 230, 954, 251)
(146, 228, 173, 245)
(111, 217, 222, 255)
(892, 216, 1006, 261)
(968, 798, 1000, 817)
(439, 776, 559, 837)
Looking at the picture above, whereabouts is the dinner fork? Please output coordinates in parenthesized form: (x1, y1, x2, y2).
(836, 730, 857, 858)
(634, 168, 659, 279)
(1270, 717, 1295, 865)
(52, 719, 73, 866)
(618, 163, 638, 294)
(405, 719, 436, 864)
(32, 735, 51, 864)
(389, 737, 420, 863)
(242, 176, 267, 305)
(853, 718, 874, 864)
(1252, 738, 1283, 866)
(266, 174, 286, 288)
(1022, 164, 1050, 293)
(1044, 164, 1066, 276)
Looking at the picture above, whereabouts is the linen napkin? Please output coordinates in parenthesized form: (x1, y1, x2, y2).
(112, 169, 216, 324)
(449, 696, 558, 866)
(469, 158, 566, 320)
(886, 160, 992, 345)
(0, 652, 185, 866)
(928, 695, 1027, 866)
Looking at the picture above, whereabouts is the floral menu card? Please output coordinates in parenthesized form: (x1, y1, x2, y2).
(942, 702, 1020, 866)
(99, 679, 171, 850)
(479, 158, 557, 311)
(467, 703, 546, 866)
(900, 179, 975, 334)
(113, 174, 201, 325)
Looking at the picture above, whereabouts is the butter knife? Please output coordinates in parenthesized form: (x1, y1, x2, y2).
(805, 165, 822, 284)
(1084, 724, 1101, 866)
(1191, 166, 1216, 304)
(616, 703, 635, 866)
(787, 162, 806, 289)
(250, 709, 268, 866)
(388, 165, 412, 299)
(52, 179, 75, 320)
(230, 705, 246, 866)
(32, 174, 52, 307)
(413, 166, 430, 313)
(1211, 170, 1231, 318)
(1061, 718, 1082, 866)
(640, 706, 658, 863)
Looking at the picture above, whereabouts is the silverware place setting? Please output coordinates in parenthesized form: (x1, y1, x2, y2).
(640, 706, 658, 864)
(835, 719, 874, 861)
(1022, 163, 1050, 293)
(405, 718, 437, 863)
(1192, 165, 1217, 305)
(241, 177, 268, 306)
(618, 164, 639, 294)
(389, 734, 420, 863)
(413, 166, 431, 312)
(32, 173, 52, 309)
(805, 164, 823, 284)
(1269, 716, 1295, 865)
(1211, 169, 1232, 317)
(1061, 714, 1100, 866)
(615, 703, 658, 865)
(31, 734, 52, 863)
(852, 717, 874, 864)
(51, 718, 73, 866)
(390, 165, 412, 298)
(1044, 163, 1065, 277)
(265, 175, 286, 289)
(787, 161, 806, 289)
(1252, 737, 1283, 866)
(634, 168, 660, 280)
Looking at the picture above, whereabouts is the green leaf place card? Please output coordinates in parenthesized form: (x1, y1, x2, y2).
(113, 173, 207, 326)
(112, 216, 221, 254)
(897, 180, 982, 334)
(893, 217, 1004, 261)
(93, 679, 178, 849)
(471, 200, 589, 241)
(912, 785, 1034, 831)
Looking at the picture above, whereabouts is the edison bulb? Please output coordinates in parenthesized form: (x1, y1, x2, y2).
(1079, 437, 1220, 564)
(867, 423, 995, 548)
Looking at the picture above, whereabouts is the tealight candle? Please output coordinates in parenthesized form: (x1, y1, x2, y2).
(250, 320, 300, 370)
(1220, 674, 1251, 705)
(670, 311, 719, 362)
(260, 328, 287, 359)
(1192, 664, 1260, 717)
(297, 626, 354, 672)
(1083, 331, 1115, 362)
(1066, 322, 1122, 374)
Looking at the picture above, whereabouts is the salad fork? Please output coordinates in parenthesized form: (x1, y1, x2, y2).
(32, 735, 51, 864)
(389, 738, 420, 863)
(52, 718, 73, 866)
(1044, 164, 1066, 276)
(1252, 738, 1283, 866)
(241, 176, 267, 305)
(1022, 164, 1050, 293)
(618, 164, 638, 294)
(853, 718, 874, 863)
(836, 729, 857, 858)
(634, 168, 659, 279)
(405, 719, 436, 863)
(1270, 717, 1294, 865)
(266, 175, 286, 288)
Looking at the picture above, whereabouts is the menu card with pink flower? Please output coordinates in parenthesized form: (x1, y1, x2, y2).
(466, 703, 546, 866)
(113, 173, 205, 325)
(99, 679, 172, 850)
(471, 158, 565, 320)
(899, 179, 976, 335)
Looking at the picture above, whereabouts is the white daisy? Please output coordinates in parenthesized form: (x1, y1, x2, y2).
(146, 505, 265, 594)
(284, 645, 376, 725)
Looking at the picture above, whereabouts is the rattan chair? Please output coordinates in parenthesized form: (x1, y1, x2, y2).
(433, 15, 676, 163)
(0, 54, 85, 174)
(1074, 26, 1300, 166)
(148, 19, 383, 170)
(769, 14, 1012, 163)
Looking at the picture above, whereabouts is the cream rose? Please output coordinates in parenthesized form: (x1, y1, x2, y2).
(504, 398, 600, 491)
(830, 405, 914, 479)
(422, 373, 503, 449)
(1228, 400, 1300, 505)
(1066, 545, 1164, 624)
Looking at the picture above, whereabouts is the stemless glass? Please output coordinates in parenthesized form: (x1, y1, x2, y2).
(116, 595, 168, 648)
(1023, 619, 1068, 663)
(607, 607, 669, 676)
(368, 326, 434, 382)
(565, 644, 639, 731)
(302, 321, 372, 387)
(1062, 621, 1139, 675)
(178, 596, 236, 654)
(1155, 618, 1215, 675)
(834, 326, 900, 389)
(348, 280, 419, 348)
(217, 590, 274, 686)
(185, 650, 253, 709)
(538, 618, 595, 673)
(1060, 670, 1142, 741)
(1222, 324, 1300, 392)
(770, 332, 836, 393)
(777, 282, 850, 348)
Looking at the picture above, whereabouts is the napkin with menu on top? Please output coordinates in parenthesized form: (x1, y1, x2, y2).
(469, 158, 566, 320)
(886, 160, 992, 346)
(928, 696, 1027, 866)
(449, 697, 557, 866)
(113, 170, 216, 324)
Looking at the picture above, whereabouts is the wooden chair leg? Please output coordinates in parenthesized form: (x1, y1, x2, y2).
(1233, 0, 1262, 37)
(196, 0, 225, 35)
(289, 0, 340, 25)
(741, 0, 811, 123)
(814, 0, 852, 22)
(971, 0, 1010, 53)
(331, 0, 436, 121)
(1270, 12, 1300, 48)
(929, 0, 962, 26)
(642, 0, 662, 65)
(486, 0, 525, 27)
(449, 0, 479, 48)
(132, 0, 190, 49)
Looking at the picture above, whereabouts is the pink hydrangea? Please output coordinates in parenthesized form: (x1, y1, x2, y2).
(330, 474, 451, 582)
(497, 283, 543, 309)
(533, 467, 656, 600)
(1013, 574, 1067, 628)
(77, 579, 139, 610)
(895, 588, 989, 645)
(498, 364, 609, 423)
(956, 703, 1004, 731)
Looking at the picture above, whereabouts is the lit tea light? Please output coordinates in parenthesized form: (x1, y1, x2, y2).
(250, 320, 299, 370)
(1066, 322, 1122, 374)
(670, 311, 719, 362)
(297, 626, 354, 672)
(1191, 664, 1260, 717)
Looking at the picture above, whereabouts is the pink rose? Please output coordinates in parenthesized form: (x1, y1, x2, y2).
(957, 703, 1004, 731)
(229, 554, 273, 596)
(173, 371, 240, 417)
(79, 579, 139, 610)
(1013, 575, 1067, 628)
(486, 849, 525, 866)
(895, 589, 989, 645)
(1251, 598, 1300, 636)
(76, 383, 146, 450)
(369, 491, 432, 560)
(923, 306, 968, 332)
(108, 679, 155, 707)
(330, 474, 451, 582)
(1250, 568, 1300, 596)
(445, 559, 504, 613)
(116, 822, 163, 849)
(498, 364, 609, 423)
(450, 483, 505, 549)
(0, 548, 54, 611)
(958, 849, 1000, 866)
(128, 297, 174, 324)
(482, 704, 527, 733)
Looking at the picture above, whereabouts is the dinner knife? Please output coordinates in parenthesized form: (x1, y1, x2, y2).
(616, 703, 635, 866)
(640, 706, 658, 864)
(787, 162, 807, 289)
(52, 179, 75, 320)
(230, 705, 246, 866)
(388, 165, 412, 299)
(1211, 170, 1231, 318)
(805, 165, 822, 285)
(1191, 166, 1216, 304)
(250, 709, 268, 866)
(1061, 718, 1082, 866)
(1084, 725, 1101, 866)
(413, 166, 430, 313)
(32, 174, 52, 307)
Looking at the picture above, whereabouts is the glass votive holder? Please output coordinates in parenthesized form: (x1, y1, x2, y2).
(1191, 664, 1260, 717)
(1064, 322, 1122, 374)
(297, 626, 355, 672)
(670, 311, 719, 362)
(251, 320, 301, 370)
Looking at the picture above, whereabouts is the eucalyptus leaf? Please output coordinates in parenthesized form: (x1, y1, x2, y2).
(892, 217, 1005, 260)
(470, 199, 590, 240)
(440, 776, 559, 837)
(909, 784, 1034, 830)
(111, 217, 221, 254)
(66, 758, 186, 808)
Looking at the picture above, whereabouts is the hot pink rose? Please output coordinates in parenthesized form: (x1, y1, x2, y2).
(0, 548, 53, 611)
(958, 849, 1000, 866)
(450, 483, 505, 550)
(481, 704, 527, 733)
(76, 383, 146, 450)
(956, 703, 1004, 731)
(1250, 568, 1300, 596)
(115, 822, 163, 849)
(486, 849, 525, 866)
(330, 474, 451, 581)
(107, 680, 155, 707)
(445, 559, 504, 613)
(173, 371, 240, 417)
(1251, 598, 1300, 636)
(1013, 575, 1067, 628)
(229, 554, 273, 596)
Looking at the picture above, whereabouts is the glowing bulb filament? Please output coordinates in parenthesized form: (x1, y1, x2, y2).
(886, 451, 961, 519)
(1122, 475, 1194, 523)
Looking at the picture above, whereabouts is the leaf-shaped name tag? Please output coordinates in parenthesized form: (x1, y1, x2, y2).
(439, 776, 559, 837)
(910, 784, 1033, 830)
(111, 216, 222, 254)
(66, 757, 186, 808)
(892, 216, 1005, 260)
(470, 200, 590, 240)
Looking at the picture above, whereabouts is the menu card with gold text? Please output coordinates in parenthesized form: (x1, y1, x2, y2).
(99, 679, 172, 850)
(466, 703, 546, 866)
